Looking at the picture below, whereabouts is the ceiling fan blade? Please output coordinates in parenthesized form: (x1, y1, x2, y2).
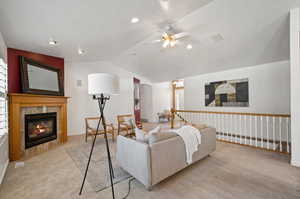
(173, 32, 189, 39)
(151, 39, 162, 43)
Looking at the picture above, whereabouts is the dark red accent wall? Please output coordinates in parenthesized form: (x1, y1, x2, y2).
(133, 77, 141, 125)
(7, 48, 64, 93)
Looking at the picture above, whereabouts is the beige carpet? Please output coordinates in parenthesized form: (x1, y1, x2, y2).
(66, 138, 130, 192)
(0, 135, 299, 199)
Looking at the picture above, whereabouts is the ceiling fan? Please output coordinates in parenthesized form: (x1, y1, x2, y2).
(151, 1, 190, 48)
(152, 28, 189, 48)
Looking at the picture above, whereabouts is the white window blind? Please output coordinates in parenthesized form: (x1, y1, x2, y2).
(0, 59, 7, 137)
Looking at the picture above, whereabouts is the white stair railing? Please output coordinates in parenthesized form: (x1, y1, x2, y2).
(171, 109, 291, 154)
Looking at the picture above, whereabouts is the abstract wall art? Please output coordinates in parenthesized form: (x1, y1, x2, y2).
(205, 78, 249, 107)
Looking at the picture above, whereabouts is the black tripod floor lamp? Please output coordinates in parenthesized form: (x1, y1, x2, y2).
(79, 73, 120, 199)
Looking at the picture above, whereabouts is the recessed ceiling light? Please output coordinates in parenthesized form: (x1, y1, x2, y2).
(160, 0, 169, 11)
(131, 17, 140, 23)
(78, 48, 86, 55)
(49, 38, 58, 46)
(186, 44, 193, 50)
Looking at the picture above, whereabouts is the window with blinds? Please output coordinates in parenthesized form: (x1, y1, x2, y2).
(0, 58, 7, 137)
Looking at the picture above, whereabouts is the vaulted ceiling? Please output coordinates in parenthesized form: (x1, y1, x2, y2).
(0, 0, 299, 82)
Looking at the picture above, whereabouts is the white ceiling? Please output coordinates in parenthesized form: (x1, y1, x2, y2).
(0, 0, 299, 82)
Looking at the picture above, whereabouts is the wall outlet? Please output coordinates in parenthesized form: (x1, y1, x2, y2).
(15, 162, 25, 168)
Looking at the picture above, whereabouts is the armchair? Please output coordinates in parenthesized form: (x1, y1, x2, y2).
(85, 117, 115, 142)
(117, 114, 135, 137)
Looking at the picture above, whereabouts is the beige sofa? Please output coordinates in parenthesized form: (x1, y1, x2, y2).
(116, 127, 216, 190)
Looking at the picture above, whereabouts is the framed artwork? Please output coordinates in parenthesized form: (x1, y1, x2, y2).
(205, 78, 249, 107)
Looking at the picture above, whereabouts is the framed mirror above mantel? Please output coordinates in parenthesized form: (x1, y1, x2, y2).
(20, 56, 64, 96)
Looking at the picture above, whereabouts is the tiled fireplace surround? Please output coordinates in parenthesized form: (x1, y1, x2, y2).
(9, 93, 68, 161)
(21, 106, 61, 158)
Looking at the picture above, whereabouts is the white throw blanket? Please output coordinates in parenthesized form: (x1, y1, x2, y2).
(171, 125, 201, 164)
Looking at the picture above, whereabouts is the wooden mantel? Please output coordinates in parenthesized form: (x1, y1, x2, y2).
(8, 93, 69, 161)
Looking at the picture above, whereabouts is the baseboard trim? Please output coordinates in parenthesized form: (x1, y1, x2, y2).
(0, 159, 8, 185)
(291, 159, 300, 167)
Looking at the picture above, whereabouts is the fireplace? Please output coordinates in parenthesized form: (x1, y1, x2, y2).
(25, 112, 57, 149)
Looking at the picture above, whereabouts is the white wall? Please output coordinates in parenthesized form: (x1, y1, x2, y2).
(290, 8, 300, 167)
(152, 82, 172, 122)
(0, 31, 8, 185)
(65, 61, 151, 135)
(185, 61, 290, 114)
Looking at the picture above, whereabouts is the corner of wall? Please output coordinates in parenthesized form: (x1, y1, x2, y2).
(0, 31, 8, 185)
(291, 159, 300, 168)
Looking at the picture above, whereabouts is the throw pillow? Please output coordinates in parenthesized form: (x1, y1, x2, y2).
(148, 125, 161, 135)
(135, 126, 161, 143)
(135, 128, 148, 143)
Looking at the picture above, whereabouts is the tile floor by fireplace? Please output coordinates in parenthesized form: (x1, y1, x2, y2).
(0, 134, 299, 199)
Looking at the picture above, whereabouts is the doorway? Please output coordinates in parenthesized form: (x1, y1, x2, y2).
(172, 80, 184, 110)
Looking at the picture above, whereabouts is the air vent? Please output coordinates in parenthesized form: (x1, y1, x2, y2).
(211, 34, 224, 43)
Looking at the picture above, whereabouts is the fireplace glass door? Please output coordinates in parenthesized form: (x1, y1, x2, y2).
(25, 112, 57, 149)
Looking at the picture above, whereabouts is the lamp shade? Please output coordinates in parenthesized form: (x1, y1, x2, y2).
(88, 73, 120, 95)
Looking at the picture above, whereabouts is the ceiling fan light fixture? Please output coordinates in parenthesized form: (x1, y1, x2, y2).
(131, 17, 140, 23)
(163, 40, 170, 48)
(78, 48, 86, 55)
(170, 40, 176, 47)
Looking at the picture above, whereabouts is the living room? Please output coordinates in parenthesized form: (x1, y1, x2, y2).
(0, 0, 300, 199)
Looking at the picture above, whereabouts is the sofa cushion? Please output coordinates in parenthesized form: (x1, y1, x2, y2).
(148, 132, 178, 145)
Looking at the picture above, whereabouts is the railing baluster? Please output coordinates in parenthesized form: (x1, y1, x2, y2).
(216, 114, 219, 139)
(273, 117, 276, 151)
(223, 114, 226, 140)
(286, 118, 290, 153)
(224, 114, 227, 141)
(226, 114, 229, 141)
(250, 116, 252, 146)
(219, 114, 222, 140)
(267, 117, 269, 150)
(225, 114, 227, 141)
(200, 113, 202, 125)
(214, 114, 217, 138)
(231, 114, 233, 142)
(255, 116, 258, 147)
(221, 114, 223, 140)
(261, 116, 263, 148)
(239, 115, 242, 144)
(235, 115, 238, 143)
(279, 117, 282, 152)
(218, 114, 220, 140)
(244, 115, 247, 145)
